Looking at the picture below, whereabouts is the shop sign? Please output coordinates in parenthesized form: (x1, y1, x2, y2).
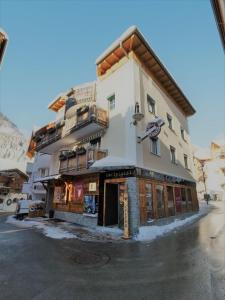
(105, 169, 135, 179)
(89, 182, 96, 192)
(53, 186, 62, 203)
(138, 117, 165, 143)
(123, 187, 129, 239)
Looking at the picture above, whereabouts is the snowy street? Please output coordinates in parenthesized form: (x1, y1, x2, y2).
(0, 202, 224, 300)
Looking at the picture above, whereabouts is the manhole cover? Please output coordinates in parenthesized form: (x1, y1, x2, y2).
(71, 251, 110, 267)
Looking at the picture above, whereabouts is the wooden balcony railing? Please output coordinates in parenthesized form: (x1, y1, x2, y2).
(59, 148, 107, 173)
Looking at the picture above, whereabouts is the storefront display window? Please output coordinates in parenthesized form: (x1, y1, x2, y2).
(156, 185, 165, 218)
(174, 187, 182, 213)
(145, 183, 153, 219)
(167, 186, 175, 216)
(187, 188, 193, 211)
(84, 195, 98, 215)
(181, 188, 187, 212)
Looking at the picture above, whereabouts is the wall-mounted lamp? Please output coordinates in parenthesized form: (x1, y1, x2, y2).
(132, 102, 144, 125)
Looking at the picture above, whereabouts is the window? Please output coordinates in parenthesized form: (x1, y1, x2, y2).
(167, 113, 173, 130)
(150, 138, 160, 156)
(184, 154, 188, 169)
(107, 94, 115, 110)
(147, 94, 155, 114)
(181, 128, 185, 140)
(167, 186, 175, 216)
(170, 146, 176, 164)
(145, 183, 153, 219)
(156, 185, 165, 218)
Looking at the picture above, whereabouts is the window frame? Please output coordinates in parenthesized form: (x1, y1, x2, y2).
(150, 138, 160, 156)
(107, 94, 115, 111)
(147, 94, 156, 114)
(167, 113, 173, 130)
(170, 145, 176, 164)
(184, 154, 188, 169)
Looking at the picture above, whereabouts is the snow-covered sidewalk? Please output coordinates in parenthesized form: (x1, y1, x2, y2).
(6, 216, 123, 242)
(135, 201, 212, 242)
(6, 201, 212, 243)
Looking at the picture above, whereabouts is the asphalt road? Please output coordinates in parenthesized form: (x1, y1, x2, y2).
(0, 202, 224, 300)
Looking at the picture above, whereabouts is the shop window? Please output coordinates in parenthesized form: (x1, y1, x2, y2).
(167, 186, 175, 216)
(145, 183, 154, 219)
(147, 94, 156, 114)
(186, 188, 193, 211)
(107, 94, 115, 111)
(150, 138, 160, 156)
(156, 185, 165, 218)
(90, 137, 101, 149)
(181, 188, 187, 212)
(170, 146, 176, 164)
(174, 187, 182, 214)
(84, 195, 98, 215)
(184, 154, 188, 169)
(167, 113, 173, 130)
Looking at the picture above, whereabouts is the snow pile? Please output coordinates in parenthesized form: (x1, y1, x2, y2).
(91, 156, 135, 168)
(136, 204, 209, 242)
(0, 112, 30, 172)
(6, 216, 75, 239)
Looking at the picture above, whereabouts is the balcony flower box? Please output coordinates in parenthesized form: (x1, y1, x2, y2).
(67, 150, 76, 158)
(59, 153, 67, 161)
(76, 147, 86, 155)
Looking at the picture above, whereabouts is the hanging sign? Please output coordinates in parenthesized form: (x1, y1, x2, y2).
(137, 117, 165, 143)
(89, 182, 97, 192)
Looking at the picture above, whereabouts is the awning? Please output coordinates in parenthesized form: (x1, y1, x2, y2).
(34, 174, 61, 183)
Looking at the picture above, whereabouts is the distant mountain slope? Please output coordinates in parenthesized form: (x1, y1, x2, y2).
(0, 112, 29, 171)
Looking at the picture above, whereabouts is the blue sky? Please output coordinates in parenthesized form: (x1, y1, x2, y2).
(0, 0, 224, 148)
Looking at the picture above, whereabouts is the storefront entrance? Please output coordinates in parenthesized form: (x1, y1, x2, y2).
(104, 183, 119, 226)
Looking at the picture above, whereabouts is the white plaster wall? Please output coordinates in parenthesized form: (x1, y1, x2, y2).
(133, 60, 195, 181)
(96, 59, 137, 163)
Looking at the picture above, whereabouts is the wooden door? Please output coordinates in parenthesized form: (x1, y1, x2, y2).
(104, 183, 118, 226)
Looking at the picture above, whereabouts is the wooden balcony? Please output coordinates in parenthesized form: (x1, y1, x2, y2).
(59, 148, 108, 174)
(31, 105, 108, 155)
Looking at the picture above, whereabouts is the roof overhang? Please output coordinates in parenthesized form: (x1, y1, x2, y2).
(211, 0, 225, 51)
(48, 94, 66, 112)
(96, 26, 196, 117)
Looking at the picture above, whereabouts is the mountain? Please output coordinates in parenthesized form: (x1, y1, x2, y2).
(0, 112, 30, 172)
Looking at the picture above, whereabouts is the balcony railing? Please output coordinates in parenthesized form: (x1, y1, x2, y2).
(35, 125, 63, 152)
(59, 148, 108, 173)
(32, 104, 108, 154)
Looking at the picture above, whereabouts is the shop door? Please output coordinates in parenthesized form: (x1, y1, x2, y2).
(104, 183, 119, 226)
(156, 185, 165, 218)
(174, 187, 182, 214)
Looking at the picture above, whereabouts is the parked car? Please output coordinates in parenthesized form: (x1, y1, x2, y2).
(16, 199, 45, 220)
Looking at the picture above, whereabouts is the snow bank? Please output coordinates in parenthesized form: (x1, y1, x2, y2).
(136, 204, 209, 242)
(6, 216, 75, 239)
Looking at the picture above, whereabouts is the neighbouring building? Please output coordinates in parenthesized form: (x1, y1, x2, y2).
(0, 169, 28, 212)
(194, 139, 225, 201)
(211, 0, 225, 51)
(27, 26, 198, 237)
(22, 153, 50, 202)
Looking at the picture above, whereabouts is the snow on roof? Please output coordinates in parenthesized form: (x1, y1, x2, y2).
(211, 138, 225, 147)
(90, 156, 135, 168)
(194, 148, 211, 160)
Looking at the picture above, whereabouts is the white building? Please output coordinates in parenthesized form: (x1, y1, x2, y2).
(22, 153, 50, 201)
(28, 26, 198, 237)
